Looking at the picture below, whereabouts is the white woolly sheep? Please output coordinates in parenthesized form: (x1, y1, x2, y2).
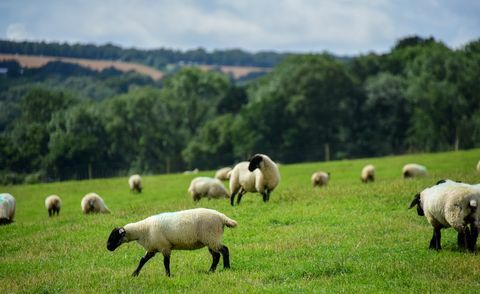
(409, 179, 480, 251)
(311, 171, 330, 187)
(81, 193, 110, 214)
(128, 174, 142, 193)
(402, 163, 427, 178)
(45, 195, 61, 217)
(361, 164, 375, 183)
(229, 154, 280, 206)
(0, 193, 16, 225)
(183, 168, 199, 175)
(188, 177, 229, 202)
(215, 167, 232, 181)
(106, 208, 237, 277)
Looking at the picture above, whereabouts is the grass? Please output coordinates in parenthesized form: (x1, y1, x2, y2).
(1, 149, 480, 293)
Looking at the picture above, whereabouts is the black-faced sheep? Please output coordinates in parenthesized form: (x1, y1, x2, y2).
(409, 179, 480, 251)
(106, 208, 237, 277)
(81, 193, 110, 214)
(45, 195, 61, 217)
(403, 163, 427, 178)
(0, 193, 16, 225)
(188, 177, 229, 202)
(229, 154, 280, 206)
(361, 164, 375, 183)
(129, 174, 142, 193)
(311, 171, 330, 187)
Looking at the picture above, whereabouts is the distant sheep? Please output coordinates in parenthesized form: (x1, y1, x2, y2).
(81, 193, 110, 214)
(129, 174, 142, 193)
(409, 179, 480, 251)
(402, 163, 427, 178)
(183, 168, 199, 175)
(361, 165, 375, 183)
(215, 167, 232, 181)
(188, 177, 229, 202)
(229, 154, 280, 206)
(45, 195, 61, 217)
(106, 208, 237, 277)
(0, 193, 16, 225)
(312, 171, 330, 187)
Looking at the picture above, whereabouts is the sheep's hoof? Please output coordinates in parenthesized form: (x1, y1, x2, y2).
(132, 271, 139, 277)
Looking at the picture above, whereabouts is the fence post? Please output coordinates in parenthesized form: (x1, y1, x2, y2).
(88, 163, 93, 179)
(324, 143, 330, 161)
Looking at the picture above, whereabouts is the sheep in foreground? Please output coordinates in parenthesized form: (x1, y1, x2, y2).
(402, 163, 427, 178)
(81, 193, 110, 214)
(409, 179, 480, 251)
(311, 171, 330, 187)
(229, 154, 280, 206)
(361, 164, 375, 183)
(106, 208, 237, 277)
(188, 177, 229, 202)
(45, 195, 61, 217)
(0, 193, 16, 225)
(215, 167, 232, 181)
(128, 174, 142, 193)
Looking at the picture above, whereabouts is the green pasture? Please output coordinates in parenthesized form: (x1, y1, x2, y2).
(1, 149, 480, 293)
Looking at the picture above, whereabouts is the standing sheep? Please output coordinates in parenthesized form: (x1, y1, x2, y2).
(409, 180, 480, 251)
(81, 193, 110, 214)
(45, 195, 61, 217)
(129, 174, 143, 193)
(0, 193, 16, 225)
(229, 154, 280, 206)
(403, 163, 427, 178)
(215, 167, 232, 181)
(361, 164, 375, 183)
(188, 177, 229, 202)
(312, 171, 330, 187)
(106, 208, 237, 277)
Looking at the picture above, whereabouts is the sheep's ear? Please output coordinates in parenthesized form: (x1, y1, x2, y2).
(408, 193, 421, 209)
(118, 228, 126, 236)
(436, 179, 446, 185)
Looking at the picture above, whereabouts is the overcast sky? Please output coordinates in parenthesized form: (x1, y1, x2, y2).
(0, 0, 479, 55)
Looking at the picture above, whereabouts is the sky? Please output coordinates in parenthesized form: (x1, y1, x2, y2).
(0, 0, 479, 55)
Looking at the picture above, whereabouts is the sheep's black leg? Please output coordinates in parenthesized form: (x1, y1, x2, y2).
(48, 209, 52, 217)
(209, 248, 221, 272)
(458, 227, 470, 250)
(230, 191, 237, 206)
(132, 251, 156, 277)
(219, 245, 230, 269)
(262, 190, 270, 202)
(56, 208, 60, 216)
(468, 225, 479, 252)
(429, 227, 442, 250)
(163, 254, 171, 277)
(236, 189, 246, 205)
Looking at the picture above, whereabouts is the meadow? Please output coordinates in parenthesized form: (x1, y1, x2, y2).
(1, 149, 480, 293)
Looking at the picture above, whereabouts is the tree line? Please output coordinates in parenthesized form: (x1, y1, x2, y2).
(0, 36, 479, 184)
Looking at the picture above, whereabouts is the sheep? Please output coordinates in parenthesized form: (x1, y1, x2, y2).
(128, 174, 142, 193)
(361, 164, 375, 183)
(477, 160, 480, 172)
(45, 195, 61, 217)
(408, 179, 480, 251)
(311, 171, 330, 187)
(215, 167, 232, 181)
(0, 193, 16, 225)
(402, 163, 427, 178)
(188, 177, 229, 202)
(183, 168, 199, 175)
(229, 154, 280, 206)
(106, 208, 237, 277)
(81, 193, 110, 214)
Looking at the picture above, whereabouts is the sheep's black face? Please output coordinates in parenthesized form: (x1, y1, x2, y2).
(408, 193, 424, 216)
(248, 155, 263, 172)
(107, 227, 126, 251)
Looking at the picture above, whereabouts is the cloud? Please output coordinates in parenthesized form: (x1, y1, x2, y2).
(6, 23, 29, 40)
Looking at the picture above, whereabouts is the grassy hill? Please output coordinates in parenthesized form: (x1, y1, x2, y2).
(1, 149, 480, 292)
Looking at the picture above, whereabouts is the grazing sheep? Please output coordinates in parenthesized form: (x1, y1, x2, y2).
(311, 171, 330, 187)
(128, 174, 142, 193)
(106, 208, 237, 277)
(45, 195, 61, 217)
(361, 164, 375, 183)
(188, 177, 229, 202)
(409, 179, 480, 251)
(0, 193, 16, 225)
(183, 168, 199, 175)
(229, 154, 280, 206)
(215, 167, 232, 181)
(403, 163, 427, 178)
(81, 193, 110, 214)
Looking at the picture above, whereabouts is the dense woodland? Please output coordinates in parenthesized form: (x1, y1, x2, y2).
(1, 36, 480, 184)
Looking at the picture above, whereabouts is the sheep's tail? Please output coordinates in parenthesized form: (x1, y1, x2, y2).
(222, 215, 237, 228)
